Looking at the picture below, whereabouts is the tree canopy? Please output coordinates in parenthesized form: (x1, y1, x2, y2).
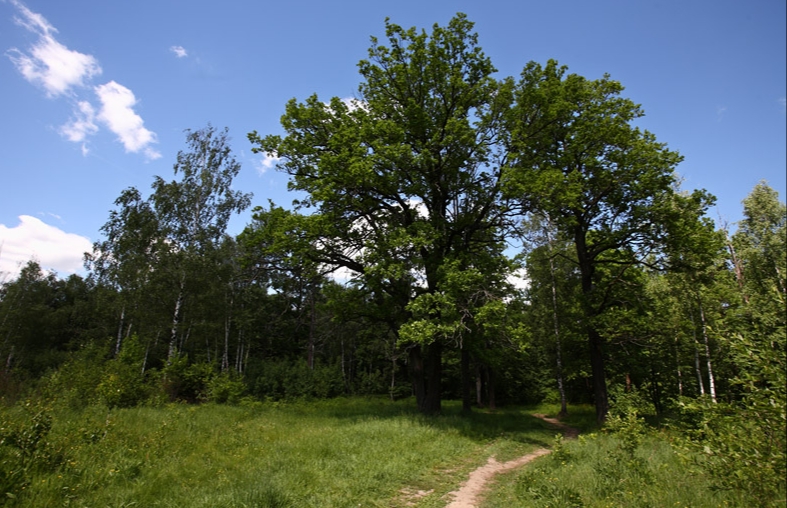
(0, 13, 783, 503)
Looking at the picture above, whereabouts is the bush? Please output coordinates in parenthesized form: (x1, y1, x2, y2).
(0, 407, 61, 503)
(207, 374, 246, 404)
(96, 335, 153, 408)
(608, 384, 657, 418)
(37, 342, 109, 409)
(674, 398, 786, 506)
(247, 359, 345, 400)
(161, 357, 215, 402)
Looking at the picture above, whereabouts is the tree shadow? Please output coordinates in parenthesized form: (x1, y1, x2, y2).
(304, 396, 584, 447)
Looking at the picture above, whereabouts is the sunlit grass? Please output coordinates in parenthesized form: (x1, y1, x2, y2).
(482, 416, 749, 508)
(3, 398, 564, 507)
(2, 398, 750, 507)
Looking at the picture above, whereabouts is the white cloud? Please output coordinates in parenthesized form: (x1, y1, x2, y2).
(95, 81, 161, 160)
(255, 151, 281, 175)
(779, 97, 786, 110)
(60, 100, 98, 143)
(6, 1, 159, 160)
(170, 45, 188, 58)
(341, 97, 367, 112)
(0, 215, 92, 281)
(507, 268, 529, 292)
(326, 265, 359, 285)
(716, 105, 727, 122)
(5, 0, 102, 97)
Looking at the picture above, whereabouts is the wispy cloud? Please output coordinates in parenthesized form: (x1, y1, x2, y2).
(95, 81, 161, 160)
(0, 215, 92, 281)
(60, 100, 97, 155)
(255, 151, 281, 175)
(170, 45, 188, 58)
(60, 100, 98, 142)
(716, 105, 727, 123)
(5, 0, 101, 97)
(5, 1, 159, 159)
(779, 97, 786, 111)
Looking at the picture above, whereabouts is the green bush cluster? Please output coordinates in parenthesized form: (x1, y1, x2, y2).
(673, 397, 786, 506)
(246, 359, 344, 400)
(0, 407, 61, 503)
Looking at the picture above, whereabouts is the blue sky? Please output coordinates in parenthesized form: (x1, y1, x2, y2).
(1, 0, 785, 280)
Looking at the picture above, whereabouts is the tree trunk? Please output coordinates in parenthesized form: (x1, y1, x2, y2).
(168, 281, 185, 363)
(341, 339, 349, 392)
(235, 330, 243, 373)
(475, 365, 484, 407)
(576, 228, 608, 423)
(307, 291, 315, 370)
(389, 346, 396, 401)
(222, 315, 230, 373)
(547, 251, 568, 417)
(675, 334, 683, 396)
(698, 298, 717, 403)
(588, 327, 608, 422)
(423, 342, 442, 415)
(409, 341, 443, 415)
(142, 340, 149, 376)
(223, 294, 234, 373)
(115, 304, 126, 356)
(688, 310, 706, 396)
(461, 344, 472, 414)
(410, 345, 426, 410)
(650, 365, 663, 415)
(486, 365, 496, 411)
(724, 228, 749, 304)
(5, 346, 14, 371)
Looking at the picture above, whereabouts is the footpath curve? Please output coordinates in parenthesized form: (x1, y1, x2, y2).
(443, 413, 579, 508)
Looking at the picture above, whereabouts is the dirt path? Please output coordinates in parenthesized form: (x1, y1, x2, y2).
(442, 414, 579, 508)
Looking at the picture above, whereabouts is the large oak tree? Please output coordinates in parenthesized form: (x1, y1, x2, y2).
(248, 14, 513, 414)
(503, 60, 710, 422)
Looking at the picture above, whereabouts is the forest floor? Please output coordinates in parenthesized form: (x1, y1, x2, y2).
(442, 413, 579, 508)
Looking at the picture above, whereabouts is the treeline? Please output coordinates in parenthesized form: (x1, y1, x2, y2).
(0, 13, 784, 501)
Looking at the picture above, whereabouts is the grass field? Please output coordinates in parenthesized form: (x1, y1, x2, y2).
(0, 398, 751, 507)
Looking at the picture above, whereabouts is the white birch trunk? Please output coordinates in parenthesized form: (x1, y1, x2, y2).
(115, 304, 125, 356)
(675, 334, 683, 396)
(698, 298, 717, 403)
(168, 282, 184, 363)
(545, 223, 567, 416)
(690, 311, 705, 396)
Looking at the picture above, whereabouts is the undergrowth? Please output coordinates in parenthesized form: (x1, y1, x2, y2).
(483, 408, 752, 508)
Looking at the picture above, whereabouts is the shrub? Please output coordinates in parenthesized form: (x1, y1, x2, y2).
(247, 359, 345, 400)
(96, 335, 152, 408)
(162, 357, 215, 402)
(0, 407, 61, 502)
(207, 373, 246, 404)
(36, 341, 109, 409)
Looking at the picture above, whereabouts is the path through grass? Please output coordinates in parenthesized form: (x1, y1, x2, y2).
(2, 398, 563, 507)
(2, 399, 752, 507)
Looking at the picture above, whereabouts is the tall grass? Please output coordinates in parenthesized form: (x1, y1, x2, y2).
(1, 399, 756, 507)
(482, 409, 750, 508)
(1, 398, 561, 507)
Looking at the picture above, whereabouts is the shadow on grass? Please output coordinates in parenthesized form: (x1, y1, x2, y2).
(286, 396, 599, 446)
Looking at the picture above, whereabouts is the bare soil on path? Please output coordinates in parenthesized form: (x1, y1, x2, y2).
(442, 413, 579, 508)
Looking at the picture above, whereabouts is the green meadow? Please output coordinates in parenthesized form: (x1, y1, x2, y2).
(0, 398, 758, 507)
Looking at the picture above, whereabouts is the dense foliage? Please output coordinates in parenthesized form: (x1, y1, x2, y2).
(0, 13, 784, 505)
